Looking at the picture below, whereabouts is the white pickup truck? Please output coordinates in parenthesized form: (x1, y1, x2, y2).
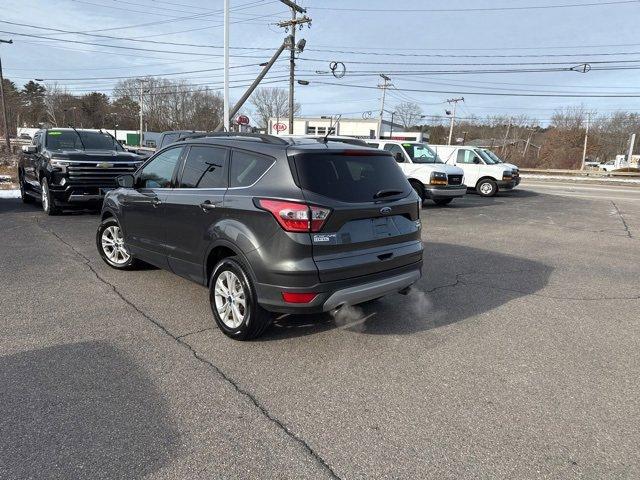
(430, 145, 519, 197)
(365, 140, 467, 206)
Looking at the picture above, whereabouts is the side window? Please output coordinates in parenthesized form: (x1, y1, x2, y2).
(383, 144, 405, 162)
(230, 150, 274, 188)
(180, 146, 228, 189)
(368, 142, 379, 148)
(456, 150, 478, 164)
(138, 147, 184, 189)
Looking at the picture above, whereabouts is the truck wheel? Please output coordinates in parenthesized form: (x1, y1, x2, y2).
(410, 181, 425, 203)
(210, 257, 272, 341)
(19, 173, 34, 204)
(96, 218, 138, 269)
(40, 178, 60, 215)
(476, 179, 498, 197)
(434, 198, 453, 206)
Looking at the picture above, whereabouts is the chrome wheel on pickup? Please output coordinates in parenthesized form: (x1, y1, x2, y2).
(40, 178, 60, 215)
(96, 218, 137, 269)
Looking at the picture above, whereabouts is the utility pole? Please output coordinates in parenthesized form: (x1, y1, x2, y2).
(501, 118, 512, 154)
(627, 133, 636, 168)
(139, 81, 144, 147)
(523, 130, 533, 158)
(223, 0, 230, 132)
(214, 38, 290, 132)
(581, 112, 591, 170)
(446, 97, 464, 145)
(0, 39, 13, 151)
(277, 0, 309, 135)
(377, 74, 391, 139)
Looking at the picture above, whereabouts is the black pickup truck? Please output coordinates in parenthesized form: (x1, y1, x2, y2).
(18, 128, 144, 215)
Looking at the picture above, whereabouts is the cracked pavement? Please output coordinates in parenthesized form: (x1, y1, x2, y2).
(1, 180, 639, 479)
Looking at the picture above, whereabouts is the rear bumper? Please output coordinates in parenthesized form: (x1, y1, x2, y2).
(425, 185, 467, 199)
(255, 261, 423, 314)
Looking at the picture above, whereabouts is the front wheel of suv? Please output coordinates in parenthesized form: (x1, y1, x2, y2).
(210, 257, 272, 340)
(41, 177, 60, 215)
(96, 218, 138, 269)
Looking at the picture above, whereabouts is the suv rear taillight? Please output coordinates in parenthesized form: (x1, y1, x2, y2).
(257, 199, 330, 233)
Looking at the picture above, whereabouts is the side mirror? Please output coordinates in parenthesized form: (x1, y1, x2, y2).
(473, 157, 481, 164)
(22, 145, 37, 154)
(116, 174, 135, 189)
(394, 152, 404, 163)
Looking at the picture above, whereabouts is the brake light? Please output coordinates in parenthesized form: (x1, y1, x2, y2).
(282, 292, 317, 303)
(257, 199, 330, 233)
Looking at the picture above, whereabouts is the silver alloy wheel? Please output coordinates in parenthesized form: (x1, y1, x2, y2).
(41, 180, 49, 211)
(101, 225, 130, 265)
(480, 182, 494, 195)
(214, 270, 247, 329)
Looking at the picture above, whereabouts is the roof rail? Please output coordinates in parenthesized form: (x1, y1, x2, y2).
(175, 132, 290, 145)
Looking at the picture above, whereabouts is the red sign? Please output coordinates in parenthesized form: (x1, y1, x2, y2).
(273, 122, 287, 132)
(237, 115, 250, 125)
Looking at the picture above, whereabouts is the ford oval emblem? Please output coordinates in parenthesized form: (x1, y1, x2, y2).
(380, 207, 392, 215)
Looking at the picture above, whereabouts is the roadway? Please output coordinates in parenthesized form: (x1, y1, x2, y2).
(0, 181, 638, 479)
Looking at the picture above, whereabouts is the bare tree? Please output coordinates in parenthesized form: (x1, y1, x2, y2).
(249, 88, 300, 129)
(394, 101, 423, 129)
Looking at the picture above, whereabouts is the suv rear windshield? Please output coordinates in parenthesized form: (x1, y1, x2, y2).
(293, 152, 411, 203)
(46, 130, 123, 151)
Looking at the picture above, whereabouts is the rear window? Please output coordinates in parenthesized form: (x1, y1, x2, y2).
(230, 150, 273, 187)
(293, 152, 411, 203)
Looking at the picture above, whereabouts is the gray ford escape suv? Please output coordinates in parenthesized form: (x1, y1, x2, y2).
(97, 133, 423, 340)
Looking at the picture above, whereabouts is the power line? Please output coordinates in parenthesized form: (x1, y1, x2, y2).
(308, 81, 640, 98)
(308, 0, 640, 12)
(0, 29, 274, 57)
(0, 19, 280, 49)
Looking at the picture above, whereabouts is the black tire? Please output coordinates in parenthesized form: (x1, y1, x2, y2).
(476, 178, 498, 197)
(40, 177, 60, 215)
(19, 172, 34, 204)
(433, 198, 453, 206)
(96, 217, 139, 269)
(410, 181, 425, 202)
(209, 257, 272, 341)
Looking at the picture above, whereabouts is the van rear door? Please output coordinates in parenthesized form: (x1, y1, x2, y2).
(291, 149, 423, 283)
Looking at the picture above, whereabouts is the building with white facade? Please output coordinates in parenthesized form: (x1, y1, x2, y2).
(267, 117, 425, 141)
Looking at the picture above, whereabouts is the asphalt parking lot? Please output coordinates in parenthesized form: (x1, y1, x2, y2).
(1, 181, 639, 479)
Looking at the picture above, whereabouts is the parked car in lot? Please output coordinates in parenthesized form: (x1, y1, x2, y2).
(480, 149, 521, 186)
(18, 128, 144, 214)
(365, 140, 466, 206)
(97, 133, 423, 340)
(156, 130, 204, 150)
(430, 145, 518, 197)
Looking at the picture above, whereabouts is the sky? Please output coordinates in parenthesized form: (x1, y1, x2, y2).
(2, 0, 640, 126)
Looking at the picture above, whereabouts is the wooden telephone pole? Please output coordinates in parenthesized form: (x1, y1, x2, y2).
(0, 39, 13, 150)
(277, 0, 310, 135)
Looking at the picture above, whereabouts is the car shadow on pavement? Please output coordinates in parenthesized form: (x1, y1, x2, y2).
(0, 341, 179, 479)
(262, 242, 552, 340)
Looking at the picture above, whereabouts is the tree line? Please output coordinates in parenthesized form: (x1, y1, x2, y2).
(1, 75, 637, 167)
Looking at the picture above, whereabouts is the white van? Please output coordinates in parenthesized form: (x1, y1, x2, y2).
(365, 140, 467, 206)
(481, 149, 521, 186)
(430, 145, 518, 197)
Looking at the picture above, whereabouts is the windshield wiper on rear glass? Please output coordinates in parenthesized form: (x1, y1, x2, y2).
(374, 189, 403, 199)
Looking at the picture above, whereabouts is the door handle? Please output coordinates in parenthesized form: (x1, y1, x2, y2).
(200, 200, 217, 212)
(151, 197, 162, 207)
